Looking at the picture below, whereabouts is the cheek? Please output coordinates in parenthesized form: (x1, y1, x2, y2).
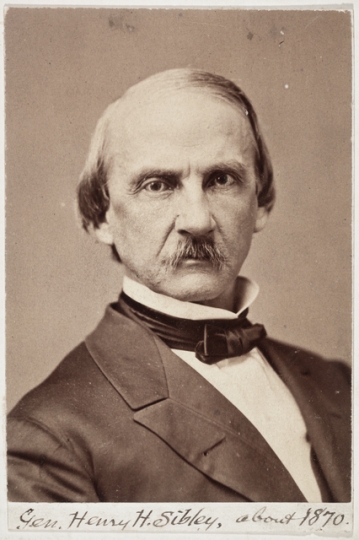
(216, 196, 258, 238)
(109, 200, 171, 253)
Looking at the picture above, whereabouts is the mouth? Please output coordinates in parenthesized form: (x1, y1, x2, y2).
(180, 257, 210, 264)
(172, 254, 224, 271)
(164, 236, 227, 271)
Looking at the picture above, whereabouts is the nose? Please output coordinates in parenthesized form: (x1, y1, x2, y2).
(175, 186, 215, 237)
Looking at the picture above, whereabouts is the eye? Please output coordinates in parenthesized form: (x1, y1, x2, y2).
(143, 180, 172, 193)
(208, 172, 236, 188)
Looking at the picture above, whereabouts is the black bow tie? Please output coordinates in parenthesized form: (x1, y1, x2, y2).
(118, 292, 266, 364)
(194, 318, 266, 364)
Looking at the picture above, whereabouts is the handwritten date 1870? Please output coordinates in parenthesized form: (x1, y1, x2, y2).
(236, 506, 345, 529)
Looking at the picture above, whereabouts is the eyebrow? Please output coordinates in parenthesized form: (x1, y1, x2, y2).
(129, 160, 250, 188)
(202, 160, 250, 181)
(129, 168, 179, 189)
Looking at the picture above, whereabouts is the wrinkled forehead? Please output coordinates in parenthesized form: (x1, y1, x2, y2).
(104, 83, 255, 161)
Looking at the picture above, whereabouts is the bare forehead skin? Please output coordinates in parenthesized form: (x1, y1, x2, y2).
(105, 85, 256, 170)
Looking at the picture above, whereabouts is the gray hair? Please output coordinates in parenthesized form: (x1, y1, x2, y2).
(77, 68, 275, 231)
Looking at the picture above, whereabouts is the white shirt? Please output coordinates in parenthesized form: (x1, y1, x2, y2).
(123, 275, 322, 502)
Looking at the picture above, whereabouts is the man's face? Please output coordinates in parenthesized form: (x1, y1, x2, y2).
(97, 89, 268, 308)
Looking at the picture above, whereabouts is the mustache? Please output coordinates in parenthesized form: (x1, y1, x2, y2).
(165, 236, 227, 270)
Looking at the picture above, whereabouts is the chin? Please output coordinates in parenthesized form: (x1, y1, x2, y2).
(158, 274, 230, 304)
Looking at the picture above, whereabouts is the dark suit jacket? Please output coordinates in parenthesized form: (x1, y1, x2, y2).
(7, 302, 351, 502)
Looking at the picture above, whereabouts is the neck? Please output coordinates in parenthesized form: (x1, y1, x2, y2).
(194, 282, 237, 311)
(122, 274, 259, 321)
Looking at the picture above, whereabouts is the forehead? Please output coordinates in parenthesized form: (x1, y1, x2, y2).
(106, 89, 255, 172)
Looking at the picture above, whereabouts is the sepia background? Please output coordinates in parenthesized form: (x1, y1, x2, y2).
(6, 8, 352, 411)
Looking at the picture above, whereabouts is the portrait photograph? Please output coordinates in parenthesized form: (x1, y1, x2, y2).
(3, 3, 354, 538)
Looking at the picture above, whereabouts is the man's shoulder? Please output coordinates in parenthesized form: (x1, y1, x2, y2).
(8, 306, 130, 414)
(261, 336, 351, 396)
(8, 305, 160, 425)
(9, 341, 114, 421)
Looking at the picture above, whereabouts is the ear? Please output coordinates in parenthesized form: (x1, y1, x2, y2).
(93, 218, 114, 246)
(254, 205, 269, 233)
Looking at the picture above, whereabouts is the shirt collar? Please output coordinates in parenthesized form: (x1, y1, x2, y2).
(122, 275, 259, 321)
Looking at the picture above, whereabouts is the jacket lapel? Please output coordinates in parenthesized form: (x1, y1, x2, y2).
(85, 305, 168, 409)
(86, 306, 306, 502)
(259, 339, 351, 502)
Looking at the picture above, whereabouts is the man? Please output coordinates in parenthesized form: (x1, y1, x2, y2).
(7, 69, 351, 503)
